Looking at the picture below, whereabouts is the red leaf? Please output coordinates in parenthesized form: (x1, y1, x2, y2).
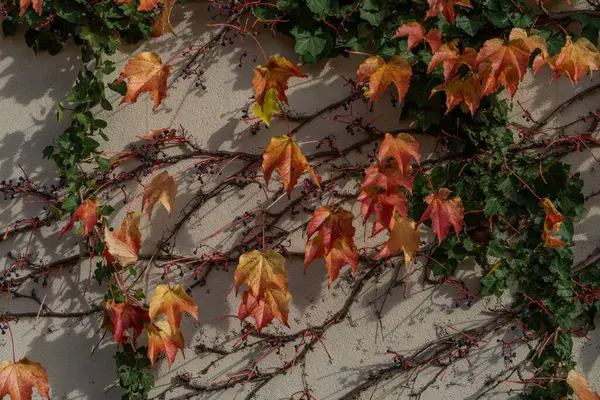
(541, 198, 566, 248)
(431, 73, 482, 116)
(425, 29, 442, 53)
(146, 319, 185, 367)
(19, 0, 43, 16)
(358, 186, 408, 237)
(426, 0, 472, 23)
(104, 300, 150, 344)
(238, 285, 290, 332)
(306, 206, 355, 254)
(304, 232, 359, 285)
(149, 284, 198, 332)
(115, 52, 173, 109)
(378, 132, 421, 177)
(59, 198, 99, 237)
(393, 22, 425, 52)
(362, 159, 415, 193)
(417, 188, 464, 242)
(428, 45, 477, 83)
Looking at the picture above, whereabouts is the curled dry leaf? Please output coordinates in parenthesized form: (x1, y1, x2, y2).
(19, 0, 42, 16)
(426, 0, 472, 23)
(142, 171, 177, 221)
(146, 319, 185, 367)
(238, 284, 291, 332)
(418, 188, 464, 242)
(116, 0, 159, 12)
(149, 284, 199, 332)
(152, 0, 176, 38)
(567, 370, 600, 400)
(115, 52, 173, 109)
(356, 55, 412, 103)
(59, 197, 99, 237)
(103, 299, 150, 344)
(376, 211, 420, 266)
(0, 357, 49, 400)
(103, 211, 142, 268)
(541, 198, 566, 248)
(378, 132, 421, 177)
(137, 127, 176, 141)
(252, 56, 307, 125)
(393, 22, 425, 52)
(262, 135, 322, 197)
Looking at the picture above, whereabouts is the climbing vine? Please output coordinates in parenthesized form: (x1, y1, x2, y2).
(1, 0, 600, 399)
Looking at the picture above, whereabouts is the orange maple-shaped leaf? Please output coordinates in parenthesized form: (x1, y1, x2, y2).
(305, 232, 359, 284)
(567, 370, 600, 400)
(262, 135, 322, 197)
(104, 299, 150, 344)
(425, 29, 443, 53)
(358, 186, 408, 237)
(149, 284, 199, 332)
(541, 198, 566, 248)
(59, 197, 99, 237)
(428, 45, 477, 83)
(19, 0, 42, 15)
(376, 211, 420, 266)
(0, 357, 49, 400)
(426, 0, 472, 23)
(393, 22, 425, 52)
(356, 55, 412, 103)
(418, 188, 464, 242)
(431, 73, 482, 116)
(550, 37, 600, 85)
(238, 284, 291, 332)
(475, 35, 532, 98)
(235, 250, 288, 296)
(151, 0, 176, 38)
(115, 52, 172, 109)
(253, 56, 307, 107)
(142, 171, 177, 221)
(103, 211, 142, 268)
(146, 318, 185, 367)
(362, 159, 415, 193)
(116, 0, 159, 11)
(378, 132, 421, 177)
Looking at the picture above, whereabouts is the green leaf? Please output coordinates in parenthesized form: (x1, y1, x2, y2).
(484, 197, 505, 216)
(56, 102, 64, 122)
(455, 15, 483, 36)
(96, 157, 111, 171)
(61, 195, 79, 213)
(294, 32, 327, 59)
(110, 81, 127, 96)
(306, 0, 330, 16)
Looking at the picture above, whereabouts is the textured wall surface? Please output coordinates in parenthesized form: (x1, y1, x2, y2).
(1, 2, 600, 399)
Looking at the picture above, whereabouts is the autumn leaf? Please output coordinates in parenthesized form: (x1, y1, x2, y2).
(103, 211, 141, 268)
(146, 319, 185, 367)
(235, 250, 288, 296)
(262, 135, 322, 197)
(431, 73, 482, 116)
(550, 37, 600, 84)
(378, 132, 421, 177)
(426, 0, 472, 23)
(362, 159, 415, 193)
(376, 211, 420, 266)
(116, 0, 159, 11)
(252, 88, 279, 126)
(137, 128, 177, 142)
(149, 284, 198, 332)
(19, 0, 43, 16)
(393, 22, 425, 52)
(59, 197, 99, 237)
(356, 55, 412, 103)
(152, 0, 176, 38)
(567, 370, 600, 400)
(238, 285, 291, 332)
(475, 36, 532, 98)
(358, 186, 408, 237)
(115, 52, 173, 109)
(104, 299, 150, 344)
(142, 171, 177, 221)
(0, 357, 49, 400)
(425, 29, 442, 53)
(428, 45, 477, 83)
(541, 198, 566, 248)
(305, 232, 359, 284)
(418, 188, 464, 242)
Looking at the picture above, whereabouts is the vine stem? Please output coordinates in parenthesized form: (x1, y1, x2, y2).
(5, 320, 16, 362)
(207, 23, 268, 63)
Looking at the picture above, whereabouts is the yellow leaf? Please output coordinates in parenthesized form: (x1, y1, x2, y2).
(146, 319, 185, 367)
(252, 88, 279, 126)
(376, 211, 420, 266)
(235, 250, 288, 297)
(567, 370, 600, 400)
(142, 171, 177, 221)
(149, 284, 198, 332)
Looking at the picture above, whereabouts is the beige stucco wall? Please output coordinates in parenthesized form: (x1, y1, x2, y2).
(1, 2, 600, 399)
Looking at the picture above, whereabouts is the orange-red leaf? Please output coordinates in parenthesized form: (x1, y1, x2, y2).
(428, 45, 477, 83)
(116, 0, 159, 11)
(0, 357, 49, 400)
(142, 171, 177, 221)
(238, 285, 290, 332)
(418, 188, 464, 242)
(541, 198, 566, 248)
(115, 52, 172, 109)
(431, 73, 482, 116)
(104, 299, 150, 344)
(358, 186, 408, 237)
(59, 197, 99, 237)
(149, 284, 198, 332)
(356, 55, 412, 103)
(253, 56, 307, 107)
(19, 0, 42, 15)
(234, 250, 288, 297)
(104, 211, 142, 268)
(393, 22, 425, 52)
(425, 29, 443, 53)
(305, 232, 359, 284)
(262, 135, 322, 197)
(551, 37, 600, 85)
(152, 0, 176, 38)
(567, 370, 600, 400)
(362, 159, 415, 193)
(426, 0, 472, 23)
(376, 211, 420, 266)
(378, 132, 421, 177)
(146, 319, 185, 367)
